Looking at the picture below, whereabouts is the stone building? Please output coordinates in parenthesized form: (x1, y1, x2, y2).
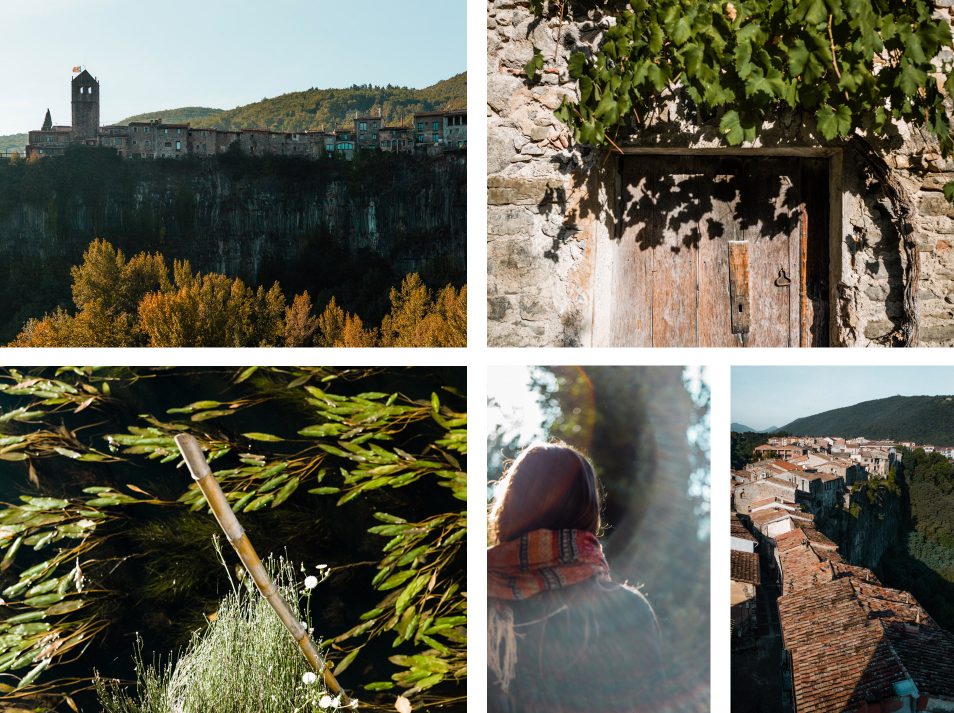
(488, 0, 954, 347)
(355, 113, 383, 151)
(71, 70, 99, 143)
(379, 125, 413, 153)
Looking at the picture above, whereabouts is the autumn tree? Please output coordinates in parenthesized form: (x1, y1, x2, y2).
(137, 269, 286, 347)
(379, 275, 466, 347)
(315, 297, 347, 347)
(283, 292, 320, 347)
(10, 240, 465, 348)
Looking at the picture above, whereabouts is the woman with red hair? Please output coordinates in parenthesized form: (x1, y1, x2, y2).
(487, 442, 663, 712)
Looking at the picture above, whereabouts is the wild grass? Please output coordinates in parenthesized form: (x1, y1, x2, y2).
(95, 552, 345, 713)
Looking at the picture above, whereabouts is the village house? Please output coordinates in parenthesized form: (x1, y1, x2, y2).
(733, 475, 798, 515)
(731, 515, 760, 639)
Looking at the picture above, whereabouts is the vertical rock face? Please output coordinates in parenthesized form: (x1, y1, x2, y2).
(487, 0, 954, 347)
(0, 151, 466, 340)
(811, 493, 903, 572)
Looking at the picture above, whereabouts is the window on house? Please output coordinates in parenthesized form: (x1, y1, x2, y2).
(417, 122, 424, 130)
(176, 141, 181, 150)
(359, 122, 367, 130)
(432, 133, 439, 143)
(432, 121, 439, 130)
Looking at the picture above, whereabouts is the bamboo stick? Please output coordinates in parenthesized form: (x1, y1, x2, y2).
(174, 434, 351, 705)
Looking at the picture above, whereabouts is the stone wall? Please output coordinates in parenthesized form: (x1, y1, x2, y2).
(487, 0, 954, 347)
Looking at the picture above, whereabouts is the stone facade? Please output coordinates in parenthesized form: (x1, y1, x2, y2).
(487, 0, 954, 347)
(71, 71, 99, 142)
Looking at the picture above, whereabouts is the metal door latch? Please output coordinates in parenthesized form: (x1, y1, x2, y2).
(774, 268, 791, 287)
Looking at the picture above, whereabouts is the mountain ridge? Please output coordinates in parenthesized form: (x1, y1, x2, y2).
(780, 394, 954, 444)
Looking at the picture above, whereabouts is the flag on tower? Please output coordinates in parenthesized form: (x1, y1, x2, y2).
(72, 66, 83, 73)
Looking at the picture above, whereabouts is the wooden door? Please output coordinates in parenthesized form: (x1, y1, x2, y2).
(607, 155, 819, 347)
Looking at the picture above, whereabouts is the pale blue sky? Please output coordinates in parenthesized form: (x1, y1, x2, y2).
(732, 366, 954, 431)
(0, 0, 466, 135)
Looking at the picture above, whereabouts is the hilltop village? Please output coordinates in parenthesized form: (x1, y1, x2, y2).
(731, 434, 954, 712)
(25, 70, 466, 161)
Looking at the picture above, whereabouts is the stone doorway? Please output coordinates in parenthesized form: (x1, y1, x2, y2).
(593, 153, 832, 347)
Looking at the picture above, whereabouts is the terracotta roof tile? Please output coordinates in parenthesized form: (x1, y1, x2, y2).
(778, 572, 954, 711)
(731, 550, 761, 585)
(731, 515, 757, 542)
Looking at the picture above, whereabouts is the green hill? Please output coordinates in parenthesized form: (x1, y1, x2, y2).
(781, 395, 954, 444)
(121, 73, 466, 133)
(116, 107, 223, 125)
(0, 133, 27, 154)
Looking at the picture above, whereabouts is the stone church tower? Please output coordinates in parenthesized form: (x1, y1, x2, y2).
(71, 70, 99, 141)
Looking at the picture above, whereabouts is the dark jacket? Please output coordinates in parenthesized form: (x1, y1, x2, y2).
(488, 578, 663, 713)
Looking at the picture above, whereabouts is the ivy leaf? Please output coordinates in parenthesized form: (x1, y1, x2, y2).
(524, 48, 544, 83)
(719, 110, 745, 145)
(648, 23, 664, 54)
(789, 40, 810, 76)
(567, 52, 587, 79)
(672, 16, 691, 46)
(816, 104, 852, 140)
(943, 181, 954, 205)
(794, 0, 828, 25)
(682, 43, 703, 78)
(899, 62, 927, 96)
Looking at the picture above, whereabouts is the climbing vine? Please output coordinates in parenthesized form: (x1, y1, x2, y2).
(529, 0, 954, 166)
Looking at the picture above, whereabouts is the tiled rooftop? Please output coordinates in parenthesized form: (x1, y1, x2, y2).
(773, 516, 954, 711)
(731, 515, 757, 542)
(731, 550, 761, 585)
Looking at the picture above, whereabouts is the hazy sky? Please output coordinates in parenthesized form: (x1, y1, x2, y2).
(732, 366, 954, 431)
(488, 366, 548, 444)
(0, 0, 466, 135)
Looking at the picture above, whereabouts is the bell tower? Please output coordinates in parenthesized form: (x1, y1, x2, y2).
(71, 70, 100, 141)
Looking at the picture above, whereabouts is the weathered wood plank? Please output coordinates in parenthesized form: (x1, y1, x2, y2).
(605, 156, 656, 346)
(744, 158, 801, 347)
(799, 203, 811, 347)
(652, 156, 701, 346)
(728, 241, 751, 337)
(699, 160, 740, 346)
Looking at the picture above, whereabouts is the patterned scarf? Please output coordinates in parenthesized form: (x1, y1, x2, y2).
(488, 529, 609, 601)
(487, 529, 609, 694)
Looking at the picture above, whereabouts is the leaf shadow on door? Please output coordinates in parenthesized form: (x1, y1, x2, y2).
(619, 157, 803, 253)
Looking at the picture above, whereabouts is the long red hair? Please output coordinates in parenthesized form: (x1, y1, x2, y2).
(489, 442, 602, 545)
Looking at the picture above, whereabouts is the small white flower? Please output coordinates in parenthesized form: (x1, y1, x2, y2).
(316, 563, 328, 570)
(302, 671, 318, 685)
(349, 699, 359, 709)
(318, 694, 333, 709)
(304, 575, 319, 590)
(332, 696, 341, 708)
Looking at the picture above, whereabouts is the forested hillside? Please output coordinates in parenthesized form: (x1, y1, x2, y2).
(730, 431, 778, 470)
(880, 447, 954, 629)
(120, 73, 466, 132)
(781, 395, 954, 444)
(117, 107, 223, 125)
(0, 133, 27, 154)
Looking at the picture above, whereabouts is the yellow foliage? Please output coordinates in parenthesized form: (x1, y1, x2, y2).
(9, 240, 466, 348)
